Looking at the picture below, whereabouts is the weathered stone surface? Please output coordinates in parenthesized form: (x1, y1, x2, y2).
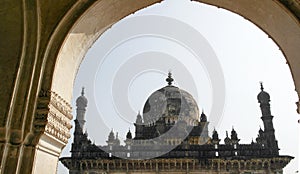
(0, 0, 299, 173)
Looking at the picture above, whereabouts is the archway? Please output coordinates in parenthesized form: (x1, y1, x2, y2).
(47, 2, 297, 174)
(51, 0, 300, 110)
(0, 0, 299, 173)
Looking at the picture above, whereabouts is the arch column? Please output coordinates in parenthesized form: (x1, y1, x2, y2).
(0, 0, 95, 173)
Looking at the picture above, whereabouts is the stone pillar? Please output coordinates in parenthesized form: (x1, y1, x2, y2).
(32, 90, 72, 174)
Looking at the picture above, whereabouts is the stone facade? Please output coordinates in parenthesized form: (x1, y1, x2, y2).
(60, 75, 293, 173)
(34, 90, 73, 174)
(0, 1, 299, 173)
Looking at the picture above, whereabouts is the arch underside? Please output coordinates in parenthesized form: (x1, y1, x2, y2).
(0, 0, 299, 173)
(53, 0, 300, 112)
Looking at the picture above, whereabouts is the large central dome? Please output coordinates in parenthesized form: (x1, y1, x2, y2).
(142, 72, 199, 124)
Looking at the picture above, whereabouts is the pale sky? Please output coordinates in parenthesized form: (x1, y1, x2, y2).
(58, 0, 299, 173)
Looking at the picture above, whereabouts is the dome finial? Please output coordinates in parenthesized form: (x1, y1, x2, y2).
(166, 71, 174, 86)
(81, 87, 85, 96)
(259, 81, 264, 91)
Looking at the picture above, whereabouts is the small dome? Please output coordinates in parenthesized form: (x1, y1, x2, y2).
(212, 129, 219, 140)
(108, 130, 115, 142)
(200, 111, 207, 122)
(135, 112, 143, 124)
(76, 87, 88, 107)
(231, 128, 238, 141)
(126, 130, 132, 139)
(142, 85, 199, 124)
(257, 82, 270, 103)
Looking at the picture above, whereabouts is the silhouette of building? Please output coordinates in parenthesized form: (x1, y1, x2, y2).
(60, 73, 293, 173)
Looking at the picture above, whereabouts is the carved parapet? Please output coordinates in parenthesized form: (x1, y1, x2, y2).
(61, 156, 293, 172)
(46, 91, 72, 144)
(34, 90, 73, 145)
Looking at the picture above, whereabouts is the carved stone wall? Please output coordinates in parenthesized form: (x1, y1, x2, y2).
(61, 157, 291, 173)
(33, 90, 73, 174)
(46, 91, 72, 144)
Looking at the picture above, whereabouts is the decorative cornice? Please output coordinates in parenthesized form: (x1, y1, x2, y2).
(60, 156, 293, 172)
(35, 90, 73, 144)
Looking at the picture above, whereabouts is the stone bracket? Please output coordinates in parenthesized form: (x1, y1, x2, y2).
(26, 90, 73, 146)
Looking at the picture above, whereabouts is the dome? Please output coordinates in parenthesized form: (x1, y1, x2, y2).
(76, 87, 88, 107)
(142, 73, 199, 124)
(257, 83, 270, 103)
(126, 130, 132, 139)
(257, 91, 270, 102)
(200, 111, 207, 122)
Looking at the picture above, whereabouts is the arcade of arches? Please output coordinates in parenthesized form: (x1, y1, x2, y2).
(0, 0, 299, 173)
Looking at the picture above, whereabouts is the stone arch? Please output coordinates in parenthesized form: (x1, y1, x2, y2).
(0, 0, 299, 174)
(50, 1, 299, 173)
(50, 0, 300, 108)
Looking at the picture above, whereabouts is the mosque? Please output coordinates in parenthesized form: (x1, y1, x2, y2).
(60, 73, 293, 173)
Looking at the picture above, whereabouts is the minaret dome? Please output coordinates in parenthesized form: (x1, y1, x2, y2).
(257, 82, 270, 103)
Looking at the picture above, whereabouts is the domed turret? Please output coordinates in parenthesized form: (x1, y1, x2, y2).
(76, 87, 88, 130)
(230, 127, 240, 144)
(76, 87, 88, 107)
(257, 82, 270, 103)
(200, 110, 207, 122)
(212, 129, 220, 145)
(135, 111, 143, 124)
(126, 129, 132, 139)
(142, 72, 199, 124)
(108, 130, 115, 142)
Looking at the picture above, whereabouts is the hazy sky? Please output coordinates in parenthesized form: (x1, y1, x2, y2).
(58, 0, 299, 173)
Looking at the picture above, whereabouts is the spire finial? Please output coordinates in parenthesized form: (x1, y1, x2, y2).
(81, 87, 85, 96)
(226, 131, 228, 137)
(166, 71, 174, 86)
(259, 81, 264, 91)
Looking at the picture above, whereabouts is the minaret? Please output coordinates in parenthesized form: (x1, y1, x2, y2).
(257, 82, 278, 153)
(134, 111, 144, 139)
(76, 87, 88, 131)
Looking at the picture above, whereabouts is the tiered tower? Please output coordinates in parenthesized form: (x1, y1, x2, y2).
(257, 82, 279, 155)
(75, 87, 88, 130)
